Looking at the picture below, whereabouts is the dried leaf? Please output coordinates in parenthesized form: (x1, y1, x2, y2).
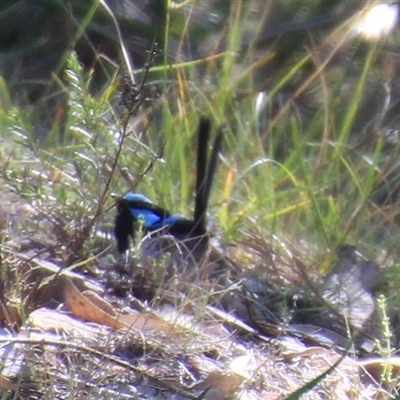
(359, 356, 400, 385)
(0, 375, 16, 391)
(64, 278, 172, 332)
(63, 278, 124, 329)
(195, 371, 244, 399)
(28, 307, 100, 338)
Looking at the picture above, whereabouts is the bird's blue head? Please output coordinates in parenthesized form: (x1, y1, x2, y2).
(122, 192, 186, 230)
(122, 193, 154, 203)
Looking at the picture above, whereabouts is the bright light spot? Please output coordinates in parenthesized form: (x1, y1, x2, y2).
(255, 91, 267, 116)
(354, 3, 398, 40)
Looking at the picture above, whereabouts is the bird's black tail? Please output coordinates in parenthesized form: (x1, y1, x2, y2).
(193, 117, 223, 233)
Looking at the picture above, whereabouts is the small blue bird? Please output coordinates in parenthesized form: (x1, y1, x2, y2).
(114, 118, 223, 265)
(120, 192, 186, 230)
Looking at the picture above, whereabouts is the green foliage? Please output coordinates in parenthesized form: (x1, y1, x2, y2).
(0, 1, 398, 261)
(375, 295, 396, 388)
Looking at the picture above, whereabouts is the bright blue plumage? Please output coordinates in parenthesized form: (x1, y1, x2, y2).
(122, 192, 186, 230)
(130, 207, 164, 227)
(162, 214, 186, 226)
(122, 193, 153, 203)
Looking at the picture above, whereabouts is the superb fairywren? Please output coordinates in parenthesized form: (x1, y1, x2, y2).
(114, 117, 223, 263)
